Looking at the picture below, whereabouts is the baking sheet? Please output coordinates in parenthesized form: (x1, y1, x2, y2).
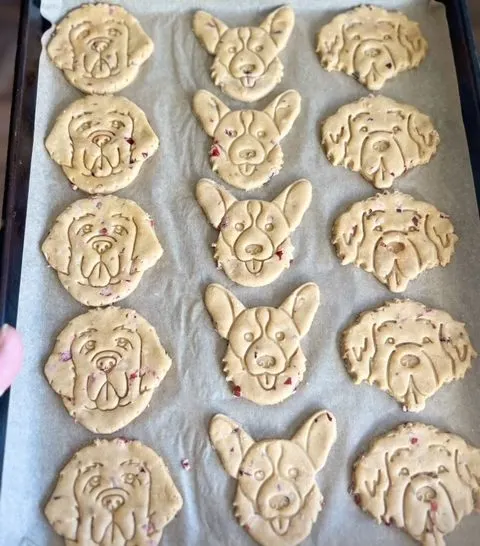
(1, 0, 480, 544)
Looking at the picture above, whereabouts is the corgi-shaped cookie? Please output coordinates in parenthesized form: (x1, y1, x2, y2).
(204, 283, 320, 405)
(196, 178, 312, 287)
(209, 411, 337, 546)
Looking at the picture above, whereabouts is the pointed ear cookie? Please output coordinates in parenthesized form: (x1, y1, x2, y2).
(272, 179, 312, 231)
(204, 284, 245, 339)
(259, 6, 295, 51)
(196, 179, 237, 229)
(263, 90, 301, 140)
(193, 11, 229, 54)
(193, 90, 231, 137)
(279, 283, 320, 338)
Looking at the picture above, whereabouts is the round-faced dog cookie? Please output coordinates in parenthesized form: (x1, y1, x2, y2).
(342, 300, 477, 412)
(196, 178, 312, 286)
(321, 95, 439, 189)
(193, 89, 301, 191)
(352, 423, 480, 546)
(47, 3, 154, 94)
(193, 6, 295, 102)
(42, 196, 163, 307)
(45, 438, 183, 546)
(204, 282, 320, 404)
(332, 192, 458, 293)
(317, 5, 427, 91)
(209, 411, 337, 546)
(46, 95, 159, 194)
(44, 307, 172, 434)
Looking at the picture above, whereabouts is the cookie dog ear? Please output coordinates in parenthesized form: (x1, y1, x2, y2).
(47, 21, 75, 71)
(292, 410, 337, 472)
(279, 282, 320, 338)
(424, 211, 458, 266)
(44, 466, 79, 540)
(332, 202, 366, 265)
(193, 11, 229, 55)
(407, 110, 439, 160)
(438, 320, 477, 379)
(130, 205, 163, 272)
(398, 19, 427, 67)
(125, 13, 154, 65)
(259, 6, 295, 52)
(204, 284, 245, 339)
(342, 311, 378, 383)
(42, 215, 73, 275)
(138, 322, 172, 394)
(321, 109, 351, 166)
(44, 336, 76, 399)
(209, 414, 254, 478)
(126, 102, 159, 163)
(272, 179, 312, 231)
(456, 445, 480, 498)
(196, 179, 237, 229)
(263, 90, 301, 140)
(316, 18, 345, 70)
(45, 109, 74, 167)
(193, 90, 231, 137)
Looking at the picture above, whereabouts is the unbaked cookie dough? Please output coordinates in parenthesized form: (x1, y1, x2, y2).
(44, 307, 172, 433)
(204, 282, 320, 404)
(332, 192, 457, 293)
(209, 411, 337, 546)
(42, 195, 163, 307)
(196, 178, 312, 286)
(45, 438, 183, 546)
(47, 3, 154, 94)
(342, 300, 477, 412)
(321, 95, 439, 189)
(317, 5, 427, 90)
(46, 95, 159, 194)
(352, 422, 480, 546)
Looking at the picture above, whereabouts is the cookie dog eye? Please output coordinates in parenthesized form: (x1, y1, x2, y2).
(86, 475, 101, 489)
(108, 28, 121, 37)
(393, 126, 401, 133)
(117, 337, 133, 350)
(422, 337, 432, 344)
(114, 225, 127, 235)
(82, 340, 96, 354)
(257, 130, 266, 138)
(255, 45, 264, 52)
(384, 35, 392, 41)
(386, 337, 395, 344)
(80, 121, 92, 132)
(438, 465, 448, 474)
(360, 126, 368, 132)
(244, 332, 254, 342)
(374, 225, 382, 231)
(408, 226, 418, 232)
(78, 224, 93, 235)
(265, 223, 274, 232)
(235, 222, 245, 231)
(228, 46, 237, 53)
(399, 467, 410, 476)
(254, 470, 265, 481)
(275, 332, 285, 341)
(111, 120, 125, 130)
(123, 472, 137, 484)
(353, 34, 360, 40)
(288, 467, 299, 478)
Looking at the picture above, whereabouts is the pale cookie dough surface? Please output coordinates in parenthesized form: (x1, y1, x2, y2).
(352, 422, 480, 546)
(42, 195, 163, 307)
(45, 438, 183, 546)
(44, 307, 172, 434)
(47, 3, 154, 94)
(342, 300, 477, 412)
(196, 178, 312, 286)
(321, 95, 439, 189)
(193, 6, 294, 102)
(316, 5, 427, 90)
(332, 192, 458, 293)
(46, 95, 159, 194)
(209, 411, 337, 546)
(193, 89, 301, 190)
(204, 282, 320, 404)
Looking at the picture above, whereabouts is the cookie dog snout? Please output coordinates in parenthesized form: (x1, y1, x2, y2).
(245, 244, 264, 255)
(230, 137, 265, 165)
(95, 351, 120, 373)
(92, 239, 113, 254)
(92, 133, 112, 147)
(91, 38, 111, 53)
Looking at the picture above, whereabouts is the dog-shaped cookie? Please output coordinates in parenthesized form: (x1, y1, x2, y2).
(193, 89, 301, 190)
(342, 300, 477, 412)
(196, 178, 312, 287)
(209, 411, 337, 546)
(47, 3, 153, 94)
(45, 438, 183, 546)
(193, 6, 294, 102)
(317, 5, 427, 90)
(46, 95, 159, 194)
(321, 95, 439, 188)
(204, 282, 320, 405)
(42, 196, 163, 307)
(352, 422, 480, 546)
(332, 192, 457, 293)
(44, 307, 172, 433)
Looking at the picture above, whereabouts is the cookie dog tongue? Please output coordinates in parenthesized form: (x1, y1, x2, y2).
(271, 516, 290, 535)
(245, 259, 263, 274)
(89, 261, 112, 287)
(241, 76, 256, 88)
(257, 374, 275, 390)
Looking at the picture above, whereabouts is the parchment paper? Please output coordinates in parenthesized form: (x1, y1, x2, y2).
(1, 1, 480, 544)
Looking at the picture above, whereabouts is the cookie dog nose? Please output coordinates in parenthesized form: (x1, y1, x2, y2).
(373, 140, 390, 152)
(401, 354, 421, 368)
(416, 486, 437, 503)
(386, 242, 405, 254)
(96, 355, 118, 373)
(245, 244, 263, 255)
(91, 39, 111, 53)
(92, 240, 112, 254)
(92, 134, 112, 147)
(242, 64, 256, 74)
(102, 494, 125, 511)
(269, 494, 291, 510)
(239, 149, 257, 160)
(257, 355, 276, 369)
(365, 47, 381, 57)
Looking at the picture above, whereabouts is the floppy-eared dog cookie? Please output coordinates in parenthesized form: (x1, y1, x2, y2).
(45, 438, 183, 546)
(204, 283, 320, 404)
(193, 6, 295, 102)
(47, 3, 153, 94)
(209, 411, 336, 546)
(342, 300, 477, 412)
(332, 192, 457, 293)
(44, 307, 172, 433)
(196, 178, 312, 286)
(193, 89, 301, 190)
(317, 5, 427, 90)
(42, 196, 163, 307)
(321, 95, 439, 188)
(46, 95, 159, 194)
(352, 423, 480, 546)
